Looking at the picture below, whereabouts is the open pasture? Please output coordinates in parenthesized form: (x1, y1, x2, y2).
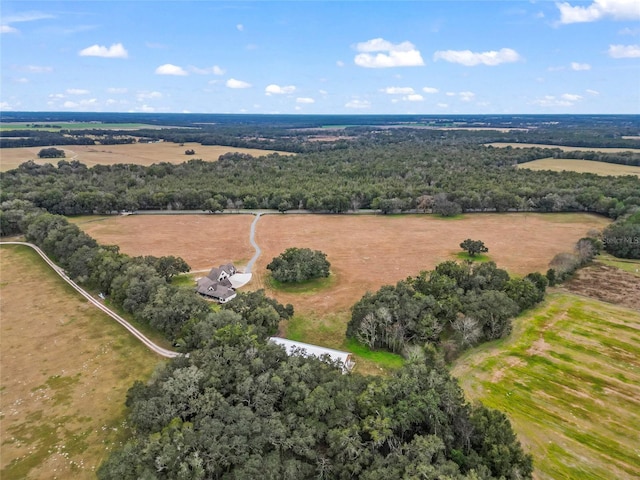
(518, 158, 640, 177)
(452, 293, 640, 480)
(486, 142, 640, 153)
(78, 212, 610, 353)
(0, 245, 159, 479)
(0, 142, 294, 171)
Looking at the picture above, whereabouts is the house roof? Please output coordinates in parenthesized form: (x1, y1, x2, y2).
(207, 264, 237, 281)
(269, 337, 354, 372)
(196, 277, 236, 299)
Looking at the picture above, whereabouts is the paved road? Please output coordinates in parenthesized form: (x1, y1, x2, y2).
(0, 241, 180, 359)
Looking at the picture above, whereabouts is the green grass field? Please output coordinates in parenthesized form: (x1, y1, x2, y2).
(266, 273, 336, 293)
(452, 292, 640, 480)
(455, 251, 492, 262)
(596, 253, 640, 276)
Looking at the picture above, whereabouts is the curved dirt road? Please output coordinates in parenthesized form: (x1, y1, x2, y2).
(245, 213, 263, 273)
(0, 241, 180, 359)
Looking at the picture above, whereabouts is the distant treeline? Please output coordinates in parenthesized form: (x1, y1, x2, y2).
(0, 130, 136, 148)
(2, 142, 639, 219)
(3, 114, 639, 153)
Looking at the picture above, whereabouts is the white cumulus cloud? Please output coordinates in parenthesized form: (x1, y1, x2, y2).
(296, 97, 315, 104)
(265, 84, 296, 95)
(571, 62, 591, 70)
(422, 86, 439, 94)
(190, 65, 225, 75)
(155, 64, 188, 76)
(354, 38, 425, 68)
(79, 43, 128, 58)
(403, 94, 424, 102)
(608, 44, 640, 58)
(226, 78, 252, 89)
(66, 88, 90, 95)
(532, 93, 583, 107)
(382, 86, 415, 94)
(459, 91, 476, 102)
(1, 25, 18, 34)
(556, 0, 640, 24)
(107, 87, 128, 94)
(345, 99, 371, 109)
(433, 48, 521, 66)
(137, 91, 162, 101)
(23, 65, 53, 73)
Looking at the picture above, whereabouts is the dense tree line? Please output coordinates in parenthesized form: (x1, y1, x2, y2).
(0, 130, 96, 148)
(98, 320, 532, 479)
(2, 142, 639, 220)
(602, 210, 640, 259)
(347, 261, 547, 357)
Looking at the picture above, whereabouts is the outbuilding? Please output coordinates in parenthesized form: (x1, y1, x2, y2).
(269, 337, 355, 373)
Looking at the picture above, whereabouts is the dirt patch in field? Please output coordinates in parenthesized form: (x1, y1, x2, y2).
(527, 337, 551, 356)
(0, 245, 159, 479)
(560, 263, 640, 311)
(78, 212, 610, 319)
(0, 142, 293, 171)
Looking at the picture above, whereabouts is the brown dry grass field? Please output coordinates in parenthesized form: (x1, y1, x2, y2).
(0, 245, 160, 479)
(518, 158, 640, 177)
(486, 142, 640, 153)
(78, 212, 611, 353)
(0, 142, 294, 172)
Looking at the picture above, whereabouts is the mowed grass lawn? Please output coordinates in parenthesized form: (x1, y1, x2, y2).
(0, 245, 160, 479)
(452, 292, 640, 480)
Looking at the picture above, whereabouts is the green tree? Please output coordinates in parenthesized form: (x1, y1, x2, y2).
(267, 247, 330, 283)
(37, 147, 65, 158)
(602, 221, 640, 259)
(460, 239, 488, 257)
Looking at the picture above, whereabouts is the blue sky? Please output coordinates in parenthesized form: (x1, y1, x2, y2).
(1, 1, 639, 114)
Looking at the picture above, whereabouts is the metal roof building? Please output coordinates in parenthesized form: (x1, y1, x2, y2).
(269, 337, 355, 373)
